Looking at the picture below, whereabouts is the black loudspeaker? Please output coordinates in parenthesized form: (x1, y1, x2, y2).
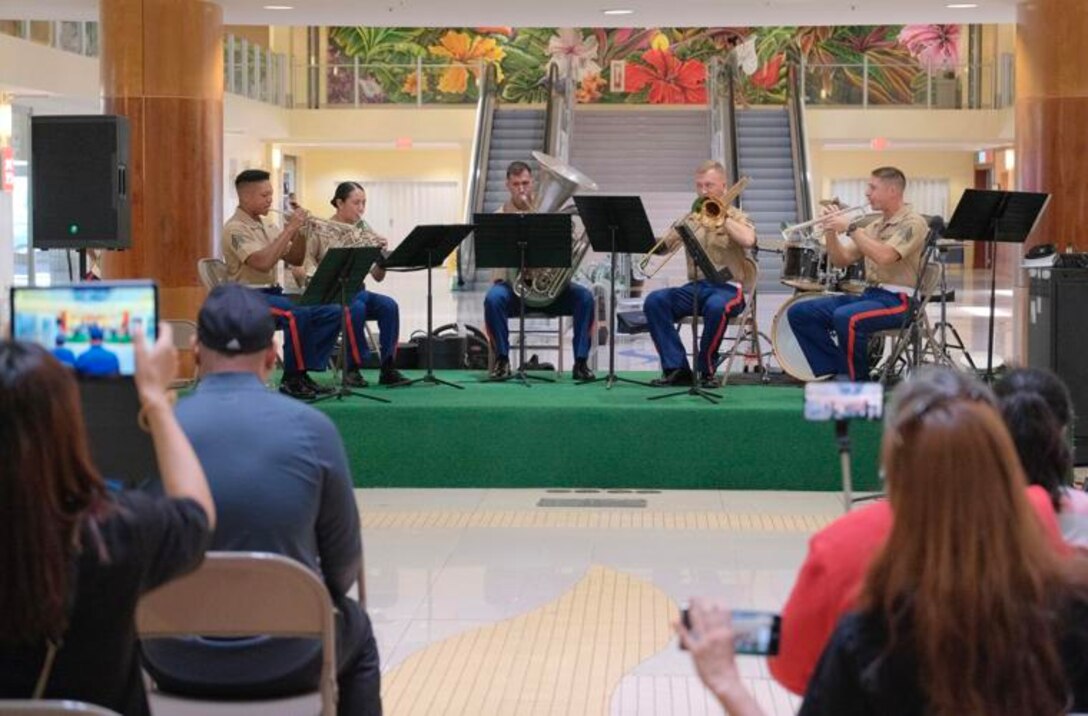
(1028, 266, 1088, 464)
(31, 115, 131, 249)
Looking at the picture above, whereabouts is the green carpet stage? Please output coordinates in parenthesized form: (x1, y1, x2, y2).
(310, 371, 883, 492)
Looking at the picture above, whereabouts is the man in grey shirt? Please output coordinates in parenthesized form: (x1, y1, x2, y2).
(142, 284, 381, 715)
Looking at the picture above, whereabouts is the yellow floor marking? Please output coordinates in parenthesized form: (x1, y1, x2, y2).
(381, 565, 676, 716)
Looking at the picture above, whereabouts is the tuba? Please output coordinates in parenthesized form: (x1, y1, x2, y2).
(512, 151, 599, 308)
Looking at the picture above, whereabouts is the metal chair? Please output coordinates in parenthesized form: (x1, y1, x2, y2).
(196, 259, 227, 291)
(163, 319, 198, 389)
(0, 703, 121, 716)
(137, 552, 338, 716)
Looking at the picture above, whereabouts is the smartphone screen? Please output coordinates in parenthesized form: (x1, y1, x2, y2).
(803, 381, 884, 422)
(10, 281, 158, 378)
(680, 607, 781, 656)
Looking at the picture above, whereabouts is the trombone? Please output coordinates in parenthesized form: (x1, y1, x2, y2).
(635, 176, 750, 280)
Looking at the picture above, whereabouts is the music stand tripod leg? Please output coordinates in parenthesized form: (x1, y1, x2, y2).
(392, 251, 463, 390)
(312, 276, 390, 404)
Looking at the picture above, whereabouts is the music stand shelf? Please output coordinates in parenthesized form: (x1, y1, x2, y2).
(382, 224, 474, 389)
(474, 212, 572, 387)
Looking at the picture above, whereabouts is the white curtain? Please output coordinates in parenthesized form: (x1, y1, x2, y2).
(356, 181, 461, 249)
(830, 178, 950, 219)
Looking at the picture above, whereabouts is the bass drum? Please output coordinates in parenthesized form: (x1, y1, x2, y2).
(771, 292, 839, 382)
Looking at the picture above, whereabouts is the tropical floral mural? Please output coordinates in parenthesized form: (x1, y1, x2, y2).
(326, 25, 964, 106)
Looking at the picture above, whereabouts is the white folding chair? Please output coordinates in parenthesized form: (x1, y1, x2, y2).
(0, 703, 121, 716)
(137, 552, 338, 716)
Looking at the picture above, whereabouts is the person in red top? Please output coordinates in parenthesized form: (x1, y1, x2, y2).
(768, 436, 1070, 696)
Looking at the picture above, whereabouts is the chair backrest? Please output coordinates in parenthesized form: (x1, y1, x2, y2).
(196, 259, 228, 291)
(0, 702, 121, 716)
(163, 319, 197, 351)
(136, 552, 337, 716)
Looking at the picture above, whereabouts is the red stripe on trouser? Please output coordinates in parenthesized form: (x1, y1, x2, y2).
(704, 286, 744, 376)
(344, 306, 363, 366)
(846, 294, 909, 380)
(269, 307, 306, 371)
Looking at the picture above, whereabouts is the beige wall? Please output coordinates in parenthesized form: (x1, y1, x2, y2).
(224, 25, 270, 50)
(810, 147, 976, 213)
(290, 147, 467, 214)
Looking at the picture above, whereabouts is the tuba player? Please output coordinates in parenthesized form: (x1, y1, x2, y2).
(483, 160, 596, 382)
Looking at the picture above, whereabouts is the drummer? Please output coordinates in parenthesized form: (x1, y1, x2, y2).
(786, 166, 929, 381)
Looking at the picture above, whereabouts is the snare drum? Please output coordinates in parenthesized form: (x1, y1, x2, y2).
(781, 244, 826, 292)
(836, 261, 868, 294)
(771, 292, 839, 381)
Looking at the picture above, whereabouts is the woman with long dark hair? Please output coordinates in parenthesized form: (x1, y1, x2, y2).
(680, 368, 1088, 715)
(995, 367, 1088, 548)
(0, 326, 216, 715)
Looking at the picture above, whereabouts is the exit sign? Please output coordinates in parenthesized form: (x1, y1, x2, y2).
(1, 146, 13, 193)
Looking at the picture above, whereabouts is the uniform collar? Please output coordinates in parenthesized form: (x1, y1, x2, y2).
(880, 204, 913, 227)
(230, 207, 265, 228)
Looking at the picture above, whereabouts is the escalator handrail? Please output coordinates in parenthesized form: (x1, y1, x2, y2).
(458, 62, 498, 285)
(543, 63, 560, 156)
(786, 61, 815, 224)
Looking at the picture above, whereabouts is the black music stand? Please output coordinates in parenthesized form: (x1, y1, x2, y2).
(383, 224, 474, 389)
(572, 195, 656, 388)
(945, 189, 1050, 383)
(474, 212, 572, 387)
(649, 223, 732, 404)
(300, 246, 389, 403)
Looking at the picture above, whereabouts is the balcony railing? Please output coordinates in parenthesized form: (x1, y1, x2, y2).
(1, 19, 99, 57)
(292, 60, 487, 108)
(797, 56, 1015, 110)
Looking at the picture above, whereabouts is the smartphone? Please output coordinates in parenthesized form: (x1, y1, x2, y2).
(680, 606, 781, 656)
(9, 280, 159, 379)
(804, 381, 884, 422)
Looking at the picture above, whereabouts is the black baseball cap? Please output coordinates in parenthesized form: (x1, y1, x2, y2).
(197, 284, 275, 354)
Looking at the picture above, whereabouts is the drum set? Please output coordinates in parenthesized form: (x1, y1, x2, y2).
(767, 204, 876, 381)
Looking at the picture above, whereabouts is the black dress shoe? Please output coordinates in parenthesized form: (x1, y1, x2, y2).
(279, 374, 317, 400)
(343, 369, 368, 388)
(651, 367, 694, 387)
(301, 373, 335, 395)
(572, 360, 596, 382)
(699, 373, 722, 389)
(489, 357, 511, 380)
(379, 366, 410, 386)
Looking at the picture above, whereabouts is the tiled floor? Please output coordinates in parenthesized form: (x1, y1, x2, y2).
(361, 489, 837, 715)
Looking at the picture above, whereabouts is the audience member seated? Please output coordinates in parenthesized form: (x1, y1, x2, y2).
(765, 369, 1070, 696)
(141, 284, 381, 716)
(0, 327, 215, 715)
(996, 367, 1088, 550)
(678, 368, 1088, 715)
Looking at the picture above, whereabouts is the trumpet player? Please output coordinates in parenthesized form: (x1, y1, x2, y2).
(786, 166, 929, 380)
(293, 181, 407, 387)
(483, 160, 596, 382)
(645, 161, 757, 388)
(222, 169, 341, 400)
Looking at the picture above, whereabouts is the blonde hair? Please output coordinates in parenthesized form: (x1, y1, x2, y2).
(695, 160, 728, 178)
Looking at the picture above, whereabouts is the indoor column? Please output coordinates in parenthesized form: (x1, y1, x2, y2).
(99, 0, 223, 320)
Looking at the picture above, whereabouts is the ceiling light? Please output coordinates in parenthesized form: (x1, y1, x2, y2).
(263, 4, 294, 9)
(603, 9, 634, 15)
(946, 3, 978, 8)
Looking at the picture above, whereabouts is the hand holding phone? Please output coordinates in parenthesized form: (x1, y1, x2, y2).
(679, 603, 780, 656)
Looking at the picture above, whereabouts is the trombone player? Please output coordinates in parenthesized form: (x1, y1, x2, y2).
(644, 160, 757, 388)
(786, 166, 929, 380)
(483, 160, 596, 382)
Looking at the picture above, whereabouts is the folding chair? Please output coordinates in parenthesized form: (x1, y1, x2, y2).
(196, 259, 228, 291)
(0, 703, 121, 716)
(137, 552, 338, 716)
(163, 319, 198, 389)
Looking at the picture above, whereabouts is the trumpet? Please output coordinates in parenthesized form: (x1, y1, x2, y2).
(780, 203, 871, 245)
(636, 177, 750, 280)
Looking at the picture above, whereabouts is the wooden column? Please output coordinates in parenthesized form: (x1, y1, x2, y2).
(99, 0, 223, 321)
(1017, 0, 1088, 252)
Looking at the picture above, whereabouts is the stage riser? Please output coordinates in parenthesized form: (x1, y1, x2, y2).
(310, 372, 883, 491)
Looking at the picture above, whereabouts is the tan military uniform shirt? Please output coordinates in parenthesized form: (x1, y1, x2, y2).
(221, 207, 284, 286)
(860, 204, 929, 289)
(668, 206, 758, 287)
(301, 219, 384, 281)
